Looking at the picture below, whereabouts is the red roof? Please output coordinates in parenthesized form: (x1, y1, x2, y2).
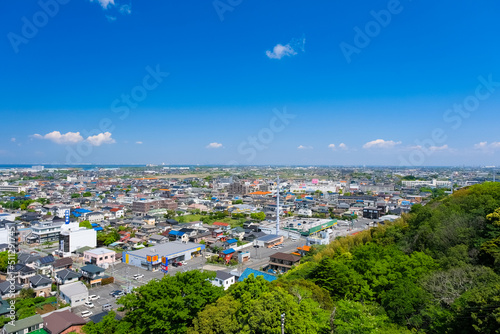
(213, 222, 229, 227)
(110, 208, 120, 212)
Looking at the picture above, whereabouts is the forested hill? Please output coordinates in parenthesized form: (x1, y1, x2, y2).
(83, 182, 500, 334)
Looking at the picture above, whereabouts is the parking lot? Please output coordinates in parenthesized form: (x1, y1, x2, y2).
(72, 283, 124, 318)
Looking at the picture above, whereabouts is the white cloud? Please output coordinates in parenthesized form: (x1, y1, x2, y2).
(363, 139, 402, 149)
(474, 141, 500, 151)
(429, 144, 449, 152)
(136, 141, 143, 144)
(206, 142, 223, 149)
(32, 131, 84, 144)
(119, 4, 132, 14)
(266, 36, 306, 60)
(92, 0, 115, 9)
(339, 143, 347, 150)
(328, 144, 336, 150)
(10, 138, 15, 142)
(87, 132, 116, 146)
(297, 145, 313, 150)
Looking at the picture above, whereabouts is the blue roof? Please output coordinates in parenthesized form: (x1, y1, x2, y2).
(73, 213, 81, 217)
(74, 208, 92, 213)
(226, 239, 237, 244)
(91, 223, 98, 227)
(169, 230, 184, 236)
(94, 227, 104, 231)
(222, 248, 235, 255)
(238, 268, 277, 283)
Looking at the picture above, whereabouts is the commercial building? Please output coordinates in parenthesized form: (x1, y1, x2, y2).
(0, 184, 25, 193)
(253, 234, 283, 248)
(123, 241, 204, 271)
(132, 199, 177, 216)
(27, 221, 64, 244)
(57, 222, 97, 257)
(59, 281, 88, 307)
(83, 248, 116, 269)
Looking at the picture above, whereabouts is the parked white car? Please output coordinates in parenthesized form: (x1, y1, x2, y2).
(88, 295, 100, 301)
(81, 310, 93, 318)
(133, 274, 144, 280)
(84, 301, 94, 308)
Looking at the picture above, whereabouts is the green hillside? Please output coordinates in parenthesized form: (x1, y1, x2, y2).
(84, 182, 500, 334)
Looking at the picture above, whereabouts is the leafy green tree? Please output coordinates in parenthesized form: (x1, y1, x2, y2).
(449, 280, 500, 333)
(333, 299, 411, 334)
(83, 311, 131, 334)
(250, 212, 266, 221)
(82, 191, 92, 197)
(118, 270, 223, 334)
(71, 193, 81, 198)
(79, 220, 92, 229)
(0, 251, 17, 272)
(309, 256, 371, 301)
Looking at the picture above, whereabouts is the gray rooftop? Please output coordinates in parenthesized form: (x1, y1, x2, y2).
(127, 241, 204, 257)
(59, 281, 88, 296)
(84, 247, 114, 256)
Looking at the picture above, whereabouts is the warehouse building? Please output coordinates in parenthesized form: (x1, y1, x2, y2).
(123, 241, 204, 271)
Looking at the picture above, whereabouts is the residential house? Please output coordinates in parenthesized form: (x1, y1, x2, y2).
(268, 252, 301, 273)
(52, 257, 73, 272)
(219, 248, 235, 263)
(223, 238, 238, 249)
(55, 269, 81, 285)
(148, 234, 168, 244)
(29, 275, 52, 297)
(167, 230, 188, 242)
(80, 264, 106, 286)
(33, 255, 55, 276)
(10, 264, 36, 287)
(43, 309, 86, 334)
(0, 281, 22, 297)
(230, 226, 245, 240)
(2, 314, 44, 334)
(178, 228, 197, 238)
(212, 222, 230, 231)
(189, 231, 211, 243)
(211, 271, 235, 290)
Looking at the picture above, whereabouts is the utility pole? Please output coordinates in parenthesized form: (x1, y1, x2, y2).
(276, 176, 280, 236)
(281, 313, 285, 334)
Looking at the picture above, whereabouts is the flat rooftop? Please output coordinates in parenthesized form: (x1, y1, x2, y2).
(127, 241, 205, 258)
(84, 247, 114, 255)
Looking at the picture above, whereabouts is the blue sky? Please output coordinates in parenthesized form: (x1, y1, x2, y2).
(1, 0, 500, 166)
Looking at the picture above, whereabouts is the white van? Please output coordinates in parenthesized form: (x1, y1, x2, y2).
(102, 304, 112, 312)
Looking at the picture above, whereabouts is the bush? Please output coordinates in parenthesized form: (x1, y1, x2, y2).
(101, 277, 115, 285)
